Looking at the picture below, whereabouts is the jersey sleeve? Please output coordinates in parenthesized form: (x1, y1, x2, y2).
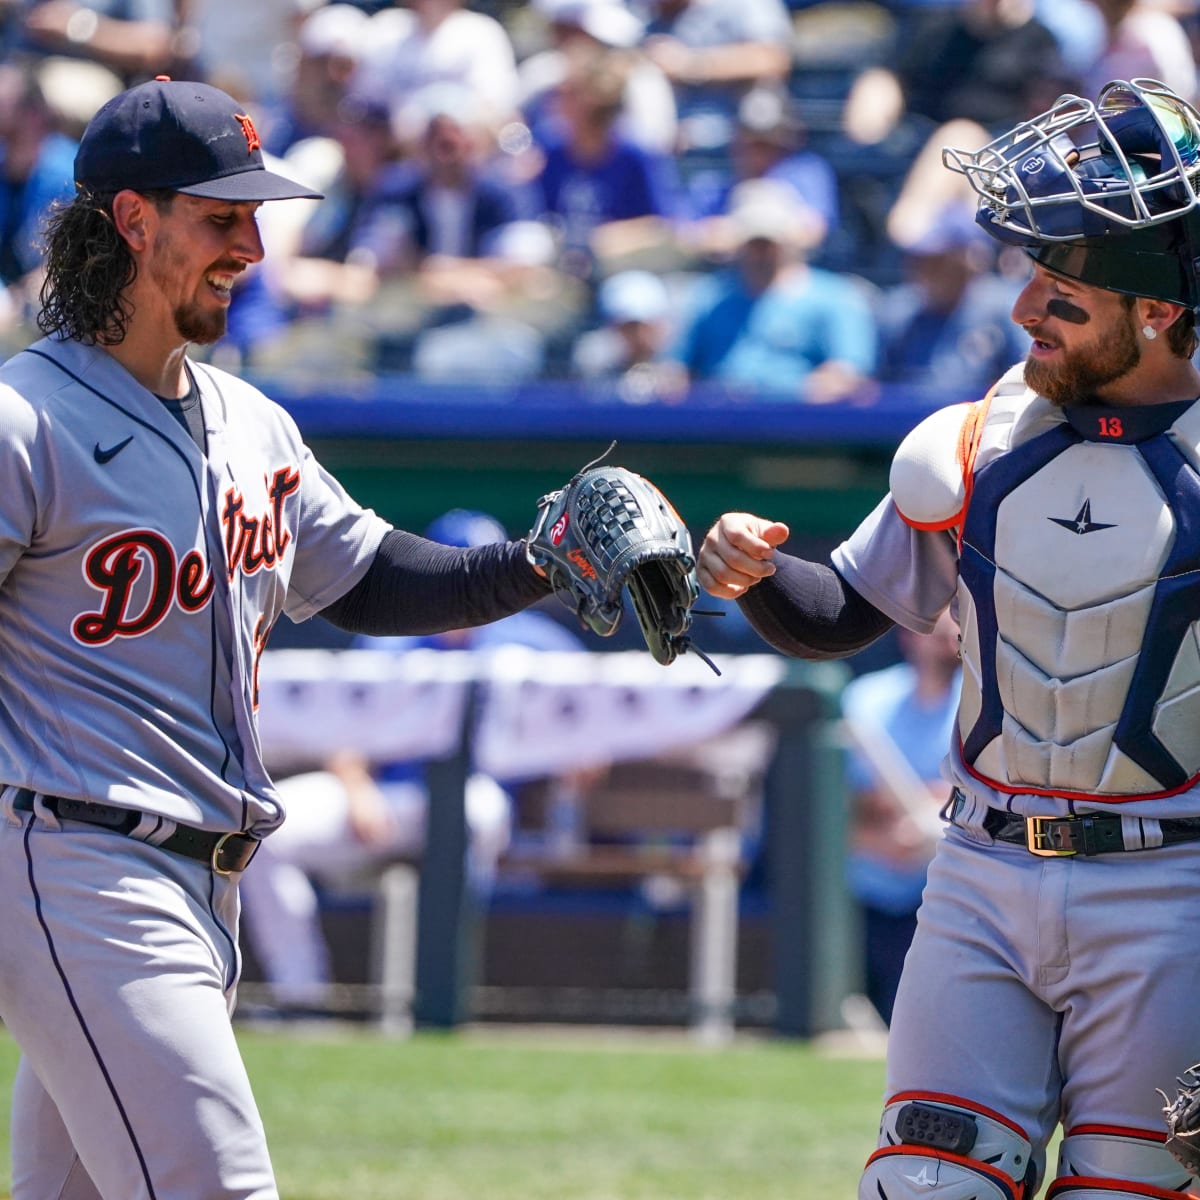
(283, 445, 391, 622)
(831, 494, 959, 634)
(0, 382, 39, 589)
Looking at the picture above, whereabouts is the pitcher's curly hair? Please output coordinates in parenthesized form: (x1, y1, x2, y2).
(37, 187, 174, 345)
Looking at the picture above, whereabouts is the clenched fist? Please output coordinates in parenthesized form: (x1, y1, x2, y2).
(698, 513, 789, 600)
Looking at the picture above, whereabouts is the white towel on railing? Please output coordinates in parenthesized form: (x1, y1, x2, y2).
(257, 648, 476, 769)
(473, 649, 785, 780)
(257, 648, 786, 777)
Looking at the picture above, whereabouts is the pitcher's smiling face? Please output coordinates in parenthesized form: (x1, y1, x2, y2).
(142, 195, 265, 346)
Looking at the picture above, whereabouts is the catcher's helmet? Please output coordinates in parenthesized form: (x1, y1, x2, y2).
(943, 78, 1200, 308)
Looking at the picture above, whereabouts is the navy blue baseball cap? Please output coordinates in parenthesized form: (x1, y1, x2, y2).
(74, 77, 323, 201)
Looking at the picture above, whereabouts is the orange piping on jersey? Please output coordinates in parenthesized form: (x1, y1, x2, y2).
(1046, 1177, 1198, 1198)
(885, 1090, 1030, 1138)
(864, 1146, 1025, 1199)
(959, 741, 1200, 804)
(1067, 1123, 1168, 1144)
(897, 507, 962, 532)
(955, 382, 998, 552)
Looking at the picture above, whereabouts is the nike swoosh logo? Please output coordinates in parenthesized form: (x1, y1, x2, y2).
(93, 435, 133, 464)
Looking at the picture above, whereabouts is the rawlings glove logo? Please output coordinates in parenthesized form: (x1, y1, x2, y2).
(526, 452, 708, 669)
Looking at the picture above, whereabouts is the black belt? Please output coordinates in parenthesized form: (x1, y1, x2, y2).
(980, 805, 1200, 857)
(12, 789, 260, 874)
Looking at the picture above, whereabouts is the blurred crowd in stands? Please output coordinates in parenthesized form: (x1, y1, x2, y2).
(0, 0, 1196, 401)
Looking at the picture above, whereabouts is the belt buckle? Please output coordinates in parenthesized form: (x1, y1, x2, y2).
(1025, 816, 1076, 857)
(211, 832, 260, 875)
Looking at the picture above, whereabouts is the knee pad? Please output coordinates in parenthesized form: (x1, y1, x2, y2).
(859, 1153, 1023, 1199)
(858, 1093, 1036, 1199)
(1044, 1129, 1197, 1198)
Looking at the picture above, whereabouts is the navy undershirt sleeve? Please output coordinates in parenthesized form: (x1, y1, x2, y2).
(737, 552, 894, 659)
(319, 529, 552, 636)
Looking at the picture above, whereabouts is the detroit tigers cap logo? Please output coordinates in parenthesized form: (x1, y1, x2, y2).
(234, 113, 261, 153)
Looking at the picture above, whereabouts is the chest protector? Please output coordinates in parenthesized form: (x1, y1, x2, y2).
(892, 365, 1200, 801)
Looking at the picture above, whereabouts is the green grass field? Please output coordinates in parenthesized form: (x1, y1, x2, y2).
(0, 1025, 888, 1198)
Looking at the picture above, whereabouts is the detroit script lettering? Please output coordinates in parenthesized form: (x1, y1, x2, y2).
(72, 466, 301, 645)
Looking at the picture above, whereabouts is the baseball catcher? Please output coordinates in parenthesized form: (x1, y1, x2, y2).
(526, 447, 705, 668)
(700, 75, 1200, 1199)
(1162, 1066, 1200, 1176)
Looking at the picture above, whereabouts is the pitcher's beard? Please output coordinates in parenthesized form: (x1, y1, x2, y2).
(145, 228, 235, 346)
(174, 302, 228, 345)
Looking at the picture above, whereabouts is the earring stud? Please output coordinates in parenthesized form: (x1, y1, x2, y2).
(1143, 325, 1158, 340)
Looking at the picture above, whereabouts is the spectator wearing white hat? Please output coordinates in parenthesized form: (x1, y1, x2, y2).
(257, 3, 372, 156)
(364, 83, 584, 379)
(669, 179, 877, 402)
(680, 84, 839, 263)
(177, 0, 319, 109)
(370, 83, 538, 272)
(570, 268, 686, 399)
(519, 0, 677, 153)
(351, 0, 521, 137)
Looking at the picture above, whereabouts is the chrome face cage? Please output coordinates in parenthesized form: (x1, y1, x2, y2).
(942, 78, 1200, 241)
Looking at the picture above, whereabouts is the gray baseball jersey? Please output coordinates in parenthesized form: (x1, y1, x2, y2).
(840, 369, 1200, 1194)
(0, 335, 388, 831)
(0, 336, 389, 1199)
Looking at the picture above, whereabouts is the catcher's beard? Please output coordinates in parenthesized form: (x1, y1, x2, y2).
(1024, 311, 1141, 407)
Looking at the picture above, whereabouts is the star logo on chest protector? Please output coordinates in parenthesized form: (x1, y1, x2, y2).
(1048, 499, 1117, 536)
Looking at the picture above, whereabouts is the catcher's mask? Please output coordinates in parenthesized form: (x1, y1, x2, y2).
(943, 77, 1200, 308)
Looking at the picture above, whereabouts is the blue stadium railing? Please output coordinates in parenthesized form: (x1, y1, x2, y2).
(259, 376, 978, 446)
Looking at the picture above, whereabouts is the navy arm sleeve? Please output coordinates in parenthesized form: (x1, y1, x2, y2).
(737, 552, 894, 660)
(319, 529, 553, 636)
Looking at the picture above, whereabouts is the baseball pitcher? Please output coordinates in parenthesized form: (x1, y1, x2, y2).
(0, 78, 695, 1200)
